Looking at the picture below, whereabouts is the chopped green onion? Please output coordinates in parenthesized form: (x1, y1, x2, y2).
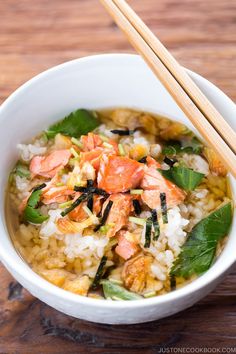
(129, 216, 146, 226)
(99, 134, 109, 142)
(32, 183, 47, 192)
(118, 143, 126, 156)
(143, 291, 156, 298)
(71, 137, 83, 148)
(109, 278, 123, 285)
(130, 189, 143, 195)
(160, 193, 168, 224)
(103, 142, 113, 149)
(100, 223, 115, 235)
(70, 147, 79, 158)
(82, 205, 93, 217)
(144, 218, 152, 248)
(91, 256, 107, 290)
(59, 200, 73, 209)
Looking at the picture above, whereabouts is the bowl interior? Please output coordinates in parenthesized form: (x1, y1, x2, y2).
(0, 53, 235, 308)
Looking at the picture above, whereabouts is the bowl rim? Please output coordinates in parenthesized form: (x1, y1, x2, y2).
(0, 52, 235, 309)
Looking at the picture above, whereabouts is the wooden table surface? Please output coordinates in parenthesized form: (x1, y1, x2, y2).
(0, 0, 236, 352)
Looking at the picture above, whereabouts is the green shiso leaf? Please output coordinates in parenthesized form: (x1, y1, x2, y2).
(46, 109, 100, 138)
(170, 202, 233, 278)
(163, 137, 203, 156)
(14, 161, 31, 179)
(159, 166, 205, 191)
(23, 189, 48, 224)
(101, 280, 142, 300)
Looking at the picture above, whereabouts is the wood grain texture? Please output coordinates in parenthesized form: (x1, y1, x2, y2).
(0, 0, 236, 352)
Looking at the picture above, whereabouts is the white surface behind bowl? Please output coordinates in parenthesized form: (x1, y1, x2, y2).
(0, 54, 235, 324)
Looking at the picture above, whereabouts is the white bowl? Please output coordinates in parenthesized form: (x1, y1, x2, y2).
(0, 54, 235, 325)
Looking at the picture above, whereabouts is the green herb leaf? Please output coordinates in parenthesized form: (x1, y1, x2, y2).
(101, 280, 142, 300)
(14, 161, 31, 178)
(170, 202, 232, 278)
(163, 138, 203, 156)
(46, 109, 100, 138)
(160, 166, 205, 191)
(23, 189, 48, 224)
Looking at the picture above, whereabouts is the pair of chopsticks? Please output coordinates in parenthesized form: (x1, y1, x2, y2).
(100, 0, 236, 178)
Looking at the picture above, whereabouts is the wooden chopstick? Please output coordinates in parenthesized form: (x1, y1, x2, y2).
(100, 0, 236, 178)
(112, 0, 236, 155)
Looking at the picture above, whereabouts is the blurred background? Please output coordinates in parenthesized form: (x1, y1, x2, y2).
(0, 0, 235, 105)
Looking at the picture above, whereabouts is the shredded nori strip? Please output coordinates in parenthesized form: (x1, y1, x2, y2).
(94, 200, 113, 231)
(138, 156, 147, 163)
(163, 156, 177, 167)
(160, 192, 168, 224)
(32, 183, 47, 192)
(170, 275, 176, 291)
(61, 193, 87, 217)
(110, 129, 135, 136)
(144, 218, 152, 248)
(87, 194, 93, 212)
(91, 256, 107, 289)
(151, 209, 160, 240)
(74, 185, 109, 197)
(87, 179, 94, 187)
(133, 199, 142, 215)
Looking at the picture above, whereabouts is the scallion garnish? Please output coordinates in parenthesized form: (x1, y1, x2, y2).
(94, 200, 113, 231)
(138, 156, 147, 163)
(59, 200, 73, 209)
(91, 256, 107, 290)
(130, 189, 143, 195)
(132, 199, 142, 215)
(71, 137, 83, 148)
(160, 192, 168, 224)
(110, 129, 135, 136)
(118, 143, 126, 156)
(103, 142, 113, 149)
(144, 218, 152, 248)
(128, 216, 146, 226)
(61, 193, 87, 217)
(151, 209, 160, 240)
(70, 147, 79, 158)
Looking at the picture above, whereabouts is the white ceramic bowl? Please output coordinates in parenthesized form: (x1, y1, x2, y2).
(0, 54, 235, 325)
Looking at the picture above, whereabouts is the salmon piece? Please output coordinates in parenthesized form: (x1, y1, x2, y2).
(69, 193, 103, 222)
(30, 150, 71, 178)
(81, 133, 103, 151)
(98, 155, 144, 193)
(115, 231, 139, 260)
(42, 186, 74, 204)
(80, 147, 104, 170)
(141, 156, 186, 209)
(102, 194, 132, 237)
(81, 132, 118, 153)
